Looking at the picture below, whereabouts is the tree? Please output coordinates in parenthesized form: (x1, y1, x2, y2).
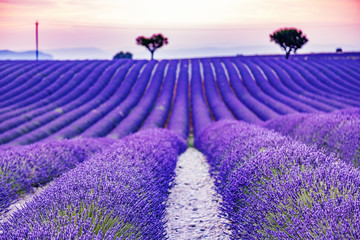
(270, 28, 308, 59)
(336, 48, 343, 53)
(136, 34, 168, 60)
(113, 51, 132, 59)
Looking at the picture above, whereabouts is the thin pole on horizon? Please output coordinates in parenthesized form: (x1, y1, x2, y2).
(35, 21, 39, 61)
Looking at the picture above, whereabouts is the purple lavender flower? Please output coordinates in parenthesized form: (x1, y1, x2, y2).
(0, 129, 186, 239)
(0, 137, 115, 213)
(263, 107, 360, 167)
(197, 119, 360, 239)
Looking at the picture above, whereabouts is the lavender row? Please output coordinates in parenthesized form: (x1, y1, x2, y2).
(0, 60, 125, 144)
(107, 60, 167, 138)
(10, 60, 124, 144)
(0, 56, 359, 144)
(196, 120, 360, 239)
(329, 60, 360, 81)
(273, 59, 359, 107)
(234, 59, 295, 115)
(282, 59, 352, 101)
(211, 58, 261, 123)
(140, 60, 178, 130)
(242, 59, 316, 113)
(0, 137, 115, 213)
(190, 59, 213, 139)
(326, 61, 360, 90)
(0, 62, 28, 83)
(261, 59, 348, 110)
(0, 62, 72, 108)
(0, 62, 54, 102)
(0, 61, 113, 144)
(292, 60, 360, 104)
(0, 61, 85, 112)
(253, 59, 334, 112)
(200, 59, 234, 120)
(80, 60, 146, 137)
(167, 59, 190, 140)
(79, 60, 154, 138)
(223, 58, 275, 121)
(310, 60, 360, 93)
(0, 62, 44, 97)
(0, 61, 101, 120)
(50, 60, 135, 139)
(295, 60, 360, 98)
(1, 129, 187, 239)
(263, 107, 360, 167)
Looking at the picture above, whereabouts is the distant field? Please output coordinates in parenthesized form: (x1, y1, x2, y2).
(0, 53, 359, 144)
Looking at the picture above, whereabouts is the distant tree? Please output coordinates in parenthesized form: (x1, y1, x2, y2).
(136, 34, 168, 60)
(336, 48, 343, 53)
(270, 28, 308, 59)
(113, 51, 132, 59)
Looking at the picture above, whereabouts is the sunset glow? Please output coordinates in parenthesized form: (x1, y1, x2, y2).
(1, 0, 359, 59)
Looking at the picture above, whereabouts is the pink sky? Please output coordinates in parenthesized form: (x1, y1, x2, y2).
(1, 0, 359, 59)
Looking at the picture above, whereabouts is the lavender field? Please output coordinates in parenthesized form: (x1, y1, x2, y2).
(0, 53, 359, 239)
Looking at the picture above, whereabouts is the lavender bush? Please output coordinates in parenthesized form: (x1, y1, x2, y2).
(196, 120, 360, 239)
(0, 129, 186, 239)
(0, 137, 115, 213)
(263, 108, 360, 167)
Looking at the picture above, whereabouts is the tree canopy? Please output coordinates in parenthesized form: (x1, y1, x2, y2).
(113, 51, 132, 59)
(270, 28, 308, 59)
(136, 34, 168, 60)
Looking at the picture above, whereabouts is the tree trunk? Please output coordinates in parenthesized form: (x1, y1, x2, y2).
(285, 50, 290, 59)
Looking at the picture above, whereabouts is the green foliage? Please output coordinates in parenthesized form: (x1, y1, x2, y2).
(56, 202, 139, 239)
(270, 28, 308, 59)
(187, 133, 194, 147)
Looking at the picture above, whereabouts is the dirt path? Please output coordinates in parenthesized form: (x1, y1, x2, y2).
(165, 148, 230, 239)
(0, 184, 50, 225)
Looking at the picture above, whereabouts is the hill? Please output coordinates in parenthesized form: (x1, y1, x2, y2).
(46, 47, 108, 60)
(0, 50, 53, 60)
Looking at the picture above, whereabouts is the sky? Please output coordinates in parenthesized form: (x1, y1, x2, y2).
(0, 0, 360, 59)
